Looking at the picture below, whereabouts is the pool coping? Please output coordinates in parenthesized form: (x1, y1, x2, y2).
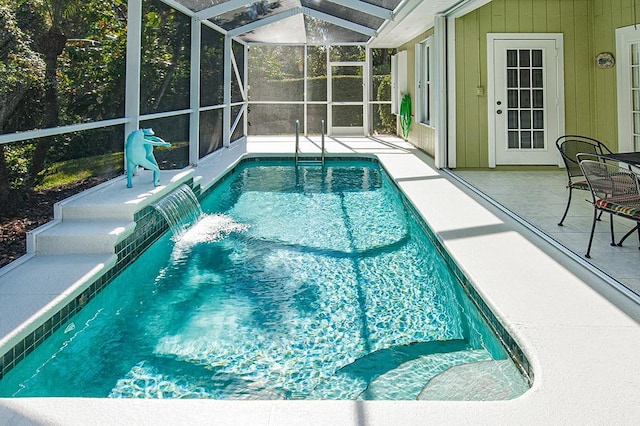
(2, 137, 640, 424)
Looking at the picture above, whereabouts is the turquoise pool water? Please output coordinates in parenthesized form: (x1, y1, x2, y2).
(0, 160, 528, 399)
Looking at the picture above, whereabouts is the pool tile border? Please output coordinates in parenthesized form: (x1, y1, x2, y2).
(0, 180, 195, 381)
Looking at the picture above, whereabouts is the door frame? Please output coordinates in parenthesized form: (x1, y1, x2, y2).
(487, 33, 565, 167)
(328, 62, 366, 136)
(616, 25, 640, 152)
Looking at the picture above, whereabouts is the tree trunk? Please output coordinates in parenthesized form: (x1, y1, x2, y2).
(28, 26, 67, 188)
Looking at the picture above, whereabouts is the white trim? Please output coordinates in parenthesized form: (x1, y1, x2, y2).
(0, 118, 130, 145)
(616, 25, 640, 152)
(446, 15, 457, 168)
(189, 18, 201, 165)
(195, 0, 249, 20)
(223, 37, 232, 147)
(303, 8, 377, 37)
(140, 109, 192, 122)
(331, 0, 393, 20)
(434, 14, 447, 169)
(228, 9, 299, 37)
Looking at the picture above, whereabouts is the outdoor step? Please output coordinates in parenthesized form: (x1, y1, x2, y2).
(358, 349, 493, 400)
(29, 220, 136, 255)
(417, 359, 529, 401)
(56, 169, 195, 222)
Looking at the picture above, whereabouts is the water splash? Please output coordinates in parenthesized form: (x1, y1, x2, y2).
(153, 185, 204, 239)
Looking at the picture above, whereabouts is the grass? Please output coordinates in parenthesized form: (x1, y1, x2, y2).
(36, 151, 124, 191)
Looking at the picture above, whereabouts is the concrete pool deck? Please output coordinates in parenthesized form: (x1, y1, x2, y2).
(1, 136, 640, 424)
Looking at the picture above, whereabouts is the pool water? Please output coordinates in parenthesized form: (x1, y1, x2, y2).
(0, 160, 529, 399)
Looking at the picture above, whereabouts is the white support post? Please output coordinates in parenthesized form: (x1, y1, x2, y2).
(364, 47, 371, 136)
(304, 45, 308, 136)
(223, 36, 232, 147)
(434, 14, 448, 169)
(189, 17, 201, 166)
(124, 0, 143, 157)
(243, 43, 249, 137)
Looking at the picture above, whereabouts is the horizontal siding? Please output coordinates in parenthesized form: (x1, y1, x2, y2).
(455, 0, 640, 168)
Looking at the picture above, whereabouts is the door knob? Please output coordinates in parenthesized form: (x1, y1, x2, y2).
(497, 110, 503, 114)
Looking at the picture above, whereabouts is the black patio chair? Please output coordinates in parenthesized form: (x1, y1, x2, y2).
(556, 135, 613, 226)
(577, 153, 640, 258)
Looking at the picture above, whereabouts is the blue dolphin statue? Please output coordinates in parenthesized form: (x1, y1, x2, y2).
(125, 128, 171, 188)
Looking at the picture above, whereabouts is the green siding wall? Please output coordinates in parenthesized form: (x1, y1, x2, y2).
(454, 0, 639, 168)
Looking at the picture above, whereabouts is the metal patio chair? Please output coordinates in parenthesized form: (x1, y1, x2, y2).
(577, 153, 640, 258)
(556, 135, 613, 226)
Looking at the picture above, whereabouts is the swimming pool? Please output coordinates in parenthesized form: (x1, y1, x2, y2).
(0, 159, 529, 399)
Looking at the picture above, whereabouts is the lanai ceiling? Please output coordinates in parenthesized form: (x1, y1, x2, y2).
(170, 0, 465, 46)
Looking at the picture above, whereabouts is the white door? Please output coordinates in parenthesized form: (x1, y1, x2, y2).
(488, 34, 564, 166)
(329, 64, 365, 136)
(616, 26, 640, 152)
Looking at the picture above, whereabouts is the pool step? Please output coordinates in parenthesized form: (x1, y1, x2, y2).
(418, 359, 529, 401)
(28, 220, 136, 255)
(358, 349, 494, 400)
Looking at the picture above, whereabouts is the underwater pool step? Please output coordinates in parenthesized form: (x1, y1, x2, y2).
(29, 220, 136, 255)
(358, 349, 493, 400)
(418, 359, 529, 401)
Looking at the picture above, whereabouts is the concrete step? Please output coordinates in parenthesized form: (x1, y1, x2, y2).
(28, 220, 136, 255)
(418, 359, 529, 401)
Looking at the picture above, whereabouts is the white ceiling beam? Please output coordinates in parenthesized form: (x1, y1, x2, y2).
(303, 7, 376, 36)
(228, 8, 301, 37)
(326, 0, 393, 20)
(196, 0, 255, 20)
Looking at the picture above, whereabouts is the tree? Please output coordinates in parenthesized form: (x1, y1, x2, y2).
(17, 0, 82, 187)
(0, 3, 45, 198)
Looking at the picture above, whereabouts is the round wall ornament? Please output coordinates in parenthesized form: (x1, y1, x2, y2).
(596, 52, 615, 69)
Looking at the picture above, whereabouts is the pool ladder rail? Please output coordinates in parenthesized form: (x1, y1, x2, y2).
(295, 119, 325, 166)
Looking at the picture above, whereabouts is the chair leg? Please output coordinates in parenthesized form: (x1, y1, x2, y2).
(585, 208, 599, 258)
(616, 223, 639, 247)
(558, 187, 573, 226)
(609, 213, 616, 246)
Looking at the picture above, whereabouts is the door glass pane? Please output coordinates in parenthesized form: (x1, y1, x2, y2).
(533, 90, 544, 108)
(507, 50, 517, 67)
(533, 131, 545, 148)
(632, 43, 640, 66)
(508, 131, 519, 148)
(520, 131, 532, 148)
(508, 90, 518, 108)
(533, 110, 544, 129)
(508, 111, 518, 129)
(332, 66, 363, 102)
(519, 50, 530, 67)
(333, 105, 363, 127)
(531, 50, 543, 67)
(519, 69, 530, 87)
(507, 69, 518, 87)
(519, 90, 530, 108)
(520, 110, 531, 129)
(532, 69, 543, 87)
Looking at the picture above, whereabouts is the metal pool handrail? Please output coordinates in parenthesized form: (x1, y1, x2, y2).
(295, 120, 300, 165)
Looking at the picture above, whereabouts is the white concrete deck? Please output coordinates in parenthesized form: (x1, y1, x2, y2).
(1, 136, 640, 425)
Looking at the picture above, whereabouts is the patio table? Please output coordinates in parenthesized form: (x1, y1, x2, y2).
(599, 151, 640, 166)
